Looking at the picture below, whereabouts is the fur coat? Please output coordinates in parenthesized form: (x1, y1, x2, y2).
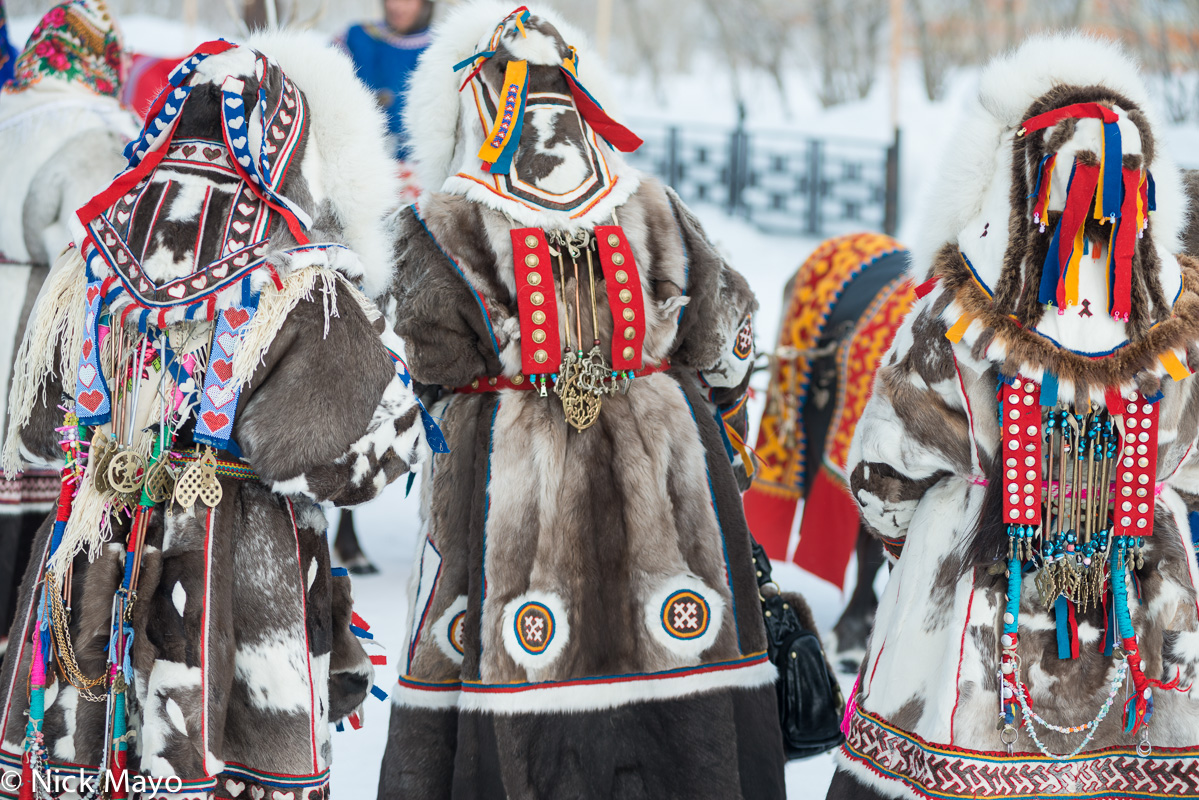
(0, 0, 141, 659)
(835, 35, 1199, 799)
(0, 34, 425, 800)
(376, 5, 785, 797)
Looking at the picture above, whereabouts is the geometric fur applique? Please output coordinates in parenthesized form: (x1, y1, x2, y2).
(501, 590, 570, 674)
(643, 575, 725, 660)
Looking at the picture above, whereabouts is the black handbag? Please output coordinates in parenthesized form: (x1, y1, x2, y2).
(751, 539, 846, 760)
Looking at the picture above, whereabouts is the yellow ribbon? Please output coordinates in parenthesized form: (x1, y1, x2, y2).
(476, 59, 528, 167)
(946, 313, 973, 343)
(1160, 350, 1191, 382)
(1065, 220, 1086, 307)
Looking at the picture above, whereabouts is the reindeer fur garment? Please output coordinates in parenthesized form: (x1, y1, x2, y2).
(377, 179, 786, 799)
(0, 34, 427, 800)
(832, 33, 1199, 800)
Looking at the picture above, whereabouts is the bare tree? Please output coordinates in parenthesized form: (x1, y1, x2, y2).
(799, 0, 889, 108)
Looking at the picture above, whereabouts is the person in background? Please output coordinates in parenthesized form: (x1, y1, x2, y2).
(0, 1, 16, 87)
(335, 0, 435, 575)
(342, 0, 435, 163)
(0, 0, 138, 664)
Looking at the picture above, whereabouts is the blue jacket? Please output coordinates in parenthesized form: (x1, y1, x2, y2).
(343, 22, 432, 160)
(0, 2, 17, 88)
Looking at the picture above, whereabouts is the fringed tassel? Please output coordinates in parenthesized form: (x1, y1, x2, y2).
(46, 466, 113, 576)
(841, 674, 861, 737)
(3, 246, 87, 476)
(230, 267, 366, 388)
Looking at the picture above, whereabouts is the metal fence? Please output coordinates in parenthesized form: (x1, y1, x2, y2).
(624, 119, 900, 238)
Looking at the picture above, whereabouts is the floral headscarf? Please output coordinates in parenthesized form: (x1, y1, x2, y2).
(4, 0, 124, 98)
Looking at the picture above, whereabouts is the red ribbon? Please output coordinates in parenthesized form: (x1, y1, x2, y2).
(1022, 102, 1119, 135)
(560, 70, 643, 153)
(1055, 163, 1100, 308)
(914, 276, 940, 299)
(1111, 168, 1142, 321)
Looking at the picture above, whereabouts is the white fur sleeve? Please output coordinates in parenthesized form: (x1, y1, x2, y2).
(846, 307, 973, 549)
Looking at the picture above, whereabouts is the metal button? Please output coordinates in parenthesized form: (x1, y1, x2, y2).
(527, 272, 542, 286)
(488, 377, 498, 386)
(619, 289, 632, 303)
(525, 235, 538, 248)
(534, 349, 548, 364)
(525, 254, 539, 268)
(607, 233, 620, 247)
(623, 308, 635, 322)
(513, 374, 525, 385)
(532, 329, 547, 343)
(624, 327, 636, 340)
(622, 346, 634, 360)
(615, 270, 628, 283)
(612, 252, 625, 266)
(530, 291, 545, 306)
(532, 310, 546, 324)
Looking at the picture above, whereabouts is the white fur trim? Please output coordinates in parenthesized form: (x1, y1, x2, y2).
(457, 656, 776, 715)
(391, 679, 461, 711)
(643, 574, 726, 660)
(242, 30, 399, 299)
(913, 33, 1187, 281)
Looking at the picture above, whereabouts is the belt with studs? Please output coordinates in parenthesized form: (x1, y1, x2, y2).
(454, 360, 670, 394)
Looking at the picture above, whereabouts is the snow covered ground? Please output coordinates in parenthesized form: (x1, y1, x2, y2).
(9, 9, 1199, 797)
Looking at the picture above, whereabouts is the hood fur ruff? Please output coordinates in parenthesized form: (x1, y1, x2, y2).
(912, 33, 1186, 279)
(240, 30, 399, 299)
(403, 0, 641, 228)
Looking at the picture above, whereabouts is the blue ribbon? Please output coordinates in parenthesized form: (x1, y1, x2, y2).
(1100, 120, 1123, 219)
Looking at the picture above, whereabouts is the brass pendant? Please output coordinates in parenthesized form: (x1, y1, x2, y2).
(90, 430, 114, 493)
(555, 355, 601, 432)
(174, 447, 223, 509)
(578, 345, 612, 396)
(108, 449, 147, 495)
(143, 458, 177, 505)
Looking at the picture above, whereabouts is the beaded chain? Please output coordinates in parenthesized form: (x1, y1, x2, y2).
(1014, 657, 1127, 759)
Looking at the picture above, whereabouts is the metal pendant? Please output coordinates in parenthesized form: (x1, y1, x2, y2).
(578, 345, 612, 396)
(108, 448, 147, 495)
(174, 447, 223, 509)
(143, 458, 177, 505)
(556, 355, 601, 432)
(89, 430, 115, 493)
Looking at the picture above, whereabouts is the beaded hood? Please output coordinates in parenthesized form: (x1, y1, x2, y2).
(403, 1, 643, 229)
